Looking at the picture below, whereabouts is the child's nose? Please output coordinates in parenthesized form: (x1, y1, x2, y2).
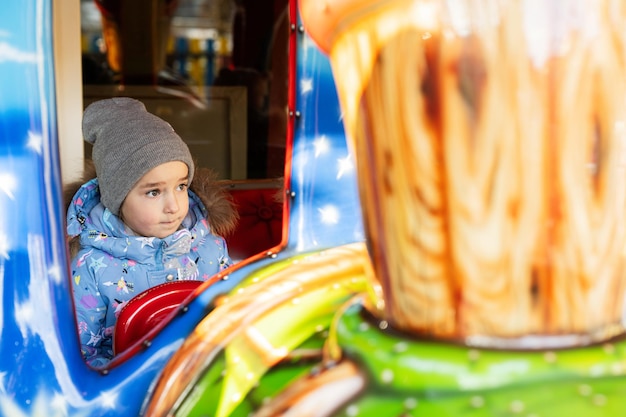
(164, 193, 180, 213)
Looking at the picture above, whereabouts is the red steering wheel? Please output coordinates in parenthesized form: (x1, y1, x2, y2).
(113, 280, 203, 355)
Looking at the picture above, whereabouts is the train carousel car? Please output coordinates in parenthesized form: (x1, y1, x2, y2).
(1, 0, 625, 416)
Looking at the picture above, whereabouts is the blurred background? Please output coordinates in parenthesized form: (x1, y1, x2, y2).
(79, 0, 289, 181)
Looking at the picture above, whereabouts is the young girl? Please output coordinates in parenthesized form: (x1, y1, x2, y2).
(65, 97, 238, 367)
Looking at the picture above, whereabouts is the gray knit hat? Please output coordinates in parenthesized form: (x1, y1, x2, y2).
(83, 97, 195, 215)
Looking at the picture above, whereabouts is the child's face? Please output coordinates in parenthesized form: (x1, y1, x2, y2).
(120, 161, 190, 238)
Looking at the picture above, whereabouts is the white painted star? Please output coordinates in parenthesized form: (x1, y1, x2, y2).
(0, 172, 17, 199)
(300, 77, 313, 94)
(99, 390, 119, 409)
(140, 237, 155, 248)
(336, 155, 354, 179)
(26, 131, 43, 154)
(318, 205, 340, 224)
(313, 135, 329, 157)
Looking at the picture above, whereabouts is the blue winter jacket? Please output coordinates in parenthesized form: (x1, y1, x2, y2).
(66, 178, 232, 367)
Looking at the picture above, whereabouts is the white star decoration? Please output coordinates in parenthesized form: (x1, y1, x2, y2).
(26, 131, 43, 154)
(300, 78, 313, 94)
(140, 237, 155, 248)
(0, 172, 17, 199)
(313, 135, 329, 157)
(336, 155, 354, 179)
(318, 205, 340, 225)
(99, 390, 119, 409)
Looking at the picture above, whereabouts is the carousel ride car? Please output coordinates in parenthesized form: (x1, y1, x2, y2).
(1, 0, 626, 416)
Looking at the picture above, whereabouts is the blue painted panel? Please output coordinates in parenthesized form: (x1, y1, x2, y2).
(0, 0, 365, 415)
(287, 28, 364, 252)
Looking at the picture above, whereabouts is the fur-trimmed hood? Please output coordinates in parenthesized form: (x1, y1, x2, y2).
(63, 160, 238, 256)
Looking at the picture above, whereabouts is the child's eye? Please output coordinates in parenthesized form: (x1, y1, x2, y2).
(176, 183, 188, 192)
(146, 189, 160, 197)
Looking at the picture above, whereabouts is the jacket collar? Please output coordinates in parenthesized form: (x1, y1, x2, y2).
(66, 178, 210, 264)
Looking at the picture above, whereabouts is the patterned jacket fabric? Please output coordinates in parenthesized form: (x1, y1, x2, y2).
(67, 178, 232, 367)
